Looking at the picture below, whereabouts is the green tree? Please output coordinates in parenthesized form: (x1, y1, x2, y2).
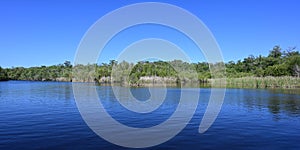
(269, 45, 282, 58)
(287, 55, 300, 77)
(264, 64, 289, 76)
(0, 67, 8, 81)
(64, 61, 72, 68)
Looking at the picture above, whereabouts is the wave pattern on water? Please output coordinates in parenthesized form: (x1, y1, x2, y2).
(0, 81, 299, 149)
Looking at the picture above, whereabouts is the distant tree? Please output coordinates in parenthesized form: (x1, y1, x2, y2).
(293, 65, 300, 77)
(269, 45, 282, 58)
(264, 64, 289, 76)
(0, 67, 8, 81)
(3, 45, 300, 82)
(283, 46, 299, 57)
(109, 60, 117, 67)
(243, 55, 255, 72)
(64, 61, 72, 68)
(287, 55, 300, 77)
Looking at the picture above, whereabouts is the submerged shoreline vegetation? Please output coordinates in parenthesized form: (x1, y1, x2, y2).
(1, 45, 300, 88)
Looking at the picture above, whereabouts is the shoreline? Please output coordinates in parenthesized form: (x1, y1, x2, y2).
(2, 76, 300, 89)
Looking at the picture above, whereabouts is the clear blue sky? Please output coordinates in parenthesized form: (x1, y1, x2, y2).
(0, 0, 299, 68)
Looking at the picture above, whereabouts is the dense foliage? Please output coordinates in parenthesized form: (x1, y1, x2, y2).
(226, 46, 300, 77)
(0, 66, 8, 81)
(0, 46, 299, 83)
(3, 61, 72, 81)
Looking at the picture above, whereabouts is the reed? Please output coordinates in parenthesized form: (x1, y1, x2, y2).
(208, 76, 300, 89)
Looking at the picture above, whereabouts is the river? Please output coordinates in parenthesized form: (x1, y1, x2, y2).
(0, 81, 299, 149)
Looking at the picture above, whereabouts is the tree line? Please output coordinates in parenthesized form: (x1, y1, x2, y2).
(226, 46, 300, 77)
(0, 45, 299, 83)
(0, 61, 72, 82)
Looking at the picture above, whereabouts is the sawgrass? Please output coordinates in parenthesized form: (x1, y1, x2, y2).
(207, 76, 300, 89)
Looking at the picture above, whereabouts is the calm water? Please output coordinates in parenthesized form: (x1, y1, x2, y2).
(0, 81, 300, 149)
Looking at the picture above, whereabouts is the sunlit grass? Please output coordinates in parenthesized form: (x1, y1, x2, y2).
(208, 76, 300, 89)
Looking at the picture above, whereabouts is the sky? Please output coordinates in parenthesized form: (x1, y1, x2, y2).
(0, 0, 299, 68)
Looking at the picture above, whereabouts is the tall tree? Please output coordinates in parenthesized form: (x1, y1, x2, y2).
(64, 61, 72, 68)
(0, 67, 8, 81)
(269, 45, 282, 58)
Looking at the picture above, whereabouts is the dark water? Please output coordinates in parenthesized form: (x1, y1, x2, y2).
(0, 81, 300, 149)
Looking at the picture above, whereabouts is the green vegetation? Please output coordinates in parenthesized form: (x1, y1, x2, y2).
(225, 46, 300, 78)
(210, 76, 300, 89)
(1, 45, 300, 88)
(0, 66, 8, 81)
(4, 61, 72, 82)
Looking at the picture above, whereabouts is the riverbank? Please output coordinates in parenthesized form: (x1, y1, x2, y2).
(2, 76, 299, 89)
(209, 76, 300, 89)
(95, 76, 300, 89)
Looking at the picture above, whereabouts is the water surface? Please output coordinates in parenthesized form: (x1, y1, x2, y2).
(0, 81, 299, 149)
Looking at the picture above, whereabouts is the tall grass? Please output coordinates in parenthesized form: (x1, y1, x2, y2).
(208, 76, 300, 89)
